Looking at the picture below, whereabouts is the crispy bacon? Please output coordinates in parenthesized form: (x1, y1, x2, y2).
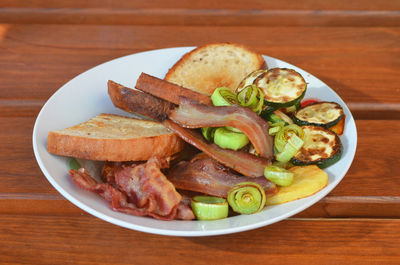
(114, 157, 182, 217)
(168, 157, 277, 198)
(135, 73, 212, 105)
(169, 98, 273, 159)
(102, 161, 141, 185)
(162, 119, 269, 178)
(69, 159, 194, 220)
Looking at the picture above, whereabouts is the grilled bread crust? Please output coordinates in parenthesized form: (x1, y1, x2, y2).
(47, 114, 184, 161)
(164, 43, 265, 96)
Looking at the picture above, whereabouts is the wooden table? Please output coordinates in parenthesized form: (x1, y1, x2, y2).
(1, 1, 400, 264)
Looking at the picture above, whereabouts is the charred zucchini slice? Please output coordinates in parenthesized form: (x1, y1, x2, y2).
(291, 125, 342, 169)
(236, 69, 265, 91)
(237, 68, 307, 108)
(294, 101, 344, 128)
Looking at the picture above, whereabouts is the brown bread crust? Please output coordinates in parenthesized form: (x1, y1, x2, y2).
(47, 114, 185, 161)
(165, 43, 265, 96)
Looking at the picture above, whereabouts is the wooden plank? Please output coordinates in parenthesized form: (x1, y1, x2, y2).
(1, 195, 399, 218)
(1, 8, 399, 27)
(2, 0, 400, 10)
(0, 216, 399, 264)
(0, 25, 399, 118)
(297, 196, 400, 218)
(0, 117, 56, 194)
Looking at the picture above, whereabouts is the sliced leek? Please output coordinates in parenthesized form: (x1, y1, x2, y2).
(269, 126, 281, 136)
(227, 182, 266, 214)
(191, 196, 229, 220)
(237, 85, 264, 114)
(213, 127, 249, 151)
(274, 124, 304, 153)
(264, 165, 294, 186)
(275, 134, 304, 163)
(201, 127, 216, 142)
(211, 87, 238, 107)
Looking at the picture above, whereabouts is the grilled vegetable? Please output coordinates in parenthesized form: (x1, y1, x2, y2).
(281, 101, 301, 114)
(237, 85, 264, 114)
(264, 110, 293, 125)
(213, 127, 249, 151)
(274, 124, 304, 153)
(236, 69, 265, 91)
(264, 165, 294, 187)
(191, 196, 229, 220)
(265, 165, 328, 205)
(329, 114, 346, 135)
(227, 182, 266, 214)
(291, 125, 342, 169)
(294, 101, 344, 128)
(211, 87, 238, 106)
(238, 68, 306, 109)
(201, 127, 216, 141)
(275, 134, 304, 163)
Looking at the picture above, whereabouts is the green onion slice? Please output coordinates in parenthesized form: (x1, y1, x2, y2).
(274, 124, 304, 153)
(211, 87, 239, 106)
(213, 127, 249, 151)
(269, 126, 281, 136)
(264, 165, 294, 186)
(224, 126, 242, 133)
(227, 182, 266, 214)
(201, 127, 216, 141)
(191, 196, 229, 220)
(273, 110, 294, 124)
(69, 158, 81, 170)
(237, 85, 264, 114)
(275, 134, 304, 162)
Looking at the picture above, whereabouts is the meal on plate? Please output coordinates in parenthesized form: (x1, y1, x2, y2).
(47, 43, 345, 221)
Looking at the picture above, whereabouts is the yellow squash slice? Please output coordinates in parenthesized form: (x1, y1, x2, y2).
(266, 165, 328, 205)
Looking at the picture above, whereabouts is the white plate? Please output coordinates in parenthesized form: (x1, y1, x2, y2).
(33, 47, 357, 237)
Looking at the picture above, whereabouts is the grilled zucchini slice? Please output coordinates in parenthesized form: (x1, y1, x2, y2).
(237, 68, 307, 108)
(291, 125, 342, 169)
(294, 101, 344, 128)
(236, 69, 265, 91)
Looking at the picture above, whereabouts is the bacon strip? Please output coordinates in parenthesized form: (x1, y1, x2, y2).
(108, 80, 174, 121)
(114, 157, 182, 217)
(168, 157, 277, 198)
(135, 73, 212, 106)
(162, 119, 269, 178)
(169, 98, 273, 159)
(70, 161, 194, 220)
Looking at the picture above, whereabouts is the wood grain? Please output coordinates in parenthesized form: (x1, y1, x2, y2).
(1, 8, 399, 27)
(2, 0, 400, 10)
(0, 24, 399, 119)
(0, 216, 399, 265)
(1, 0, 400, 27)
(1, 195, 399, 218)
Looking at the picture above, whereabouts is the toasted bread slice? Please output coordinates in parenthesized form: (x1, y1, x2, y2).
(165, 43, 265, 96)
(47, 114, 184, 161)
